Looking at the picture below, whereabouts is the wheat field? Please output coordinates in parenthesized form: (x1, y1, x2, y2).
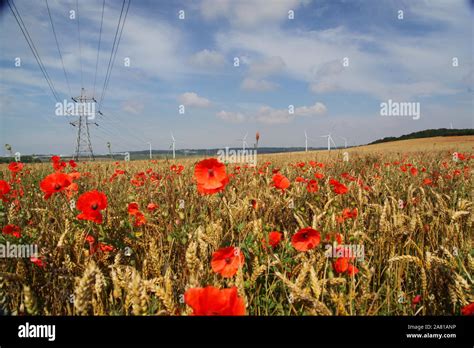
(0, 137, 473, 316)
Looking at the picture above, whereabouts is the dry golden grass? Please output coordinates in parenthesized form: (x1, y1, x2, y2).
(0, 136, 472, 316)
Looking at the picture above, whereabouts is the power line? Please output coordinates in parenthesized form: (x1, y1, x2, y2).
(45, 0, 72, 98)
(7, 0, 61, 103)
(76, 0, 83, 89)
(93, 0, 106, 98)
(98, 0, 130, 110)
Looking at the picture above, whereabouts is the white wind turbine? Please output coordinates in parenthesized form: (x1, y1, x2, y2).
(304, 130, 308, 152)
(320, 133, 337, 151)
(170, 132, 176, 159)
(339, 136, 348, 149)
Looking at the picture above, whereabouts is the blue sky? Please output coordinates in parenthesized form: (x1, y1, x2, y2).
(0, 0, 472, 155)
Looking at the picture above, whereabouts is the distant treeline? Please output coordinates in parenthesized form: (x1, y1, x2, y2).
(0, 156, 42, 164)
(368, 128, 474, 145)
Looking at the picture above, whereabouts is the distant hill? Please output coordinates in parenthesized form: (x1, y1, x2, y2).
(368, 128, 474, 145)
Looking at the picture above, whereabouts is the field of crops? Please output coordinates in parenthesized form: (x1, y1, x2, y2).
(0, 140, 473, 316)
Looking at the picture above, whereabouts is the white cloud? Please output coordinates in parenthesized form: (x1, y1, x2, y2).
(199, 0, 310, 27)
(241, 78, 278, 91)
(256, 102, 327, 124)
(217, 101, 326, 125)
(295, 102, 327, 116)
(188, 49, 225, 68)
(216, 16, 471, 101)
(178, 92, 211, 108)
(248, 56, 286, 77)
(216, 110, 245, 123)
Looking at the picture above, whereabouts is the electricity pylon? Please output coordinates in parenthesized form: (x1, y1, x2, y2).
(71, 88, 96, 160)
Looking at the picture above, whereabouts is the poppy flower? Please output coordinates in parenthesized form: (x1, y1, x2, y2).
(345, 208, 358, 219)
(314, 172, 324, 180)
(133, 211, 146, 226)
(333, 257, 349, 273)
(410, 167, 418, 176)
(76, 190, 107, 224)
(40, 173, 72, 199)
(8, 162, 23, 173)
(262, 231, 283, 249)
(329, 178, 348, 195)
(341, 173, 356, 181)
(461, 302, 474, 316)
(347, 263, 359, 275)
(98, 243, 114, 253)
(422, 178, 433, 186)
(69, 159, 77, 168)
(272, 173, 290, 191)
(333, 257, 358, 275)
(291, 227, 321, 251)
(127, 202, 140, 215)
(2, 224, 21, 238)
(53, 160, 67, 172)
(30, 256, 45, 268)
(295, 176, 307, 183)
(306, 179, 318, 193)
(64, 182, 78, 199)
(184, 286, 245, 316)
(211, 246, 244, 278)
(193, 158, 229, 195)
(0, 180, 11, 201)
(412, 295, 422, 306)
(250, 199, 258, 210)
(171, 164, 185, 174)
(147, 203, 158, 211)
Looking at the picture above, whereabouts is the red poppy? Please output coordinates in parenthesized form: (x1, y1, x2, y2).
(53, 160, 67, 172)
(461, 302, 474, 315)
(98, 243, 114, 253)
(295, 176, 307, 183)
(333, 257, 358, 275)
(76, 190, 107, 224)
(8, 162, 23, 173)
(410, 167, 418, 176)
(341, 172, 356, 181)
(272, 173, 290, 191)
(184, 286, 245, 316)
(306, 179, 318, 193)
(133, 211, 146, 226)
(193, 158, 229, 195)
(30, 256, 45, 268)
(333, 257, 349, 273)
(127, 202, 140, 215)
(412, 295, 422, 306)
(422, 178, 433, 186)
(2, 224, 21, 238)
(147, 203, 158, 211)
(291, 227, 321, 251)
(262, 231, 283, 249)
(171, 164, 185, 174)
(211, 246, 244, 278)
(40, 173, 72, 199)
(337, 208, 358, 223)
(0, 180, 11, 201)
(329, 178, 348, 194)
(69, 159, 77, 168)
(314, 172, 324, 180)
(347, 263, 359, 275)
